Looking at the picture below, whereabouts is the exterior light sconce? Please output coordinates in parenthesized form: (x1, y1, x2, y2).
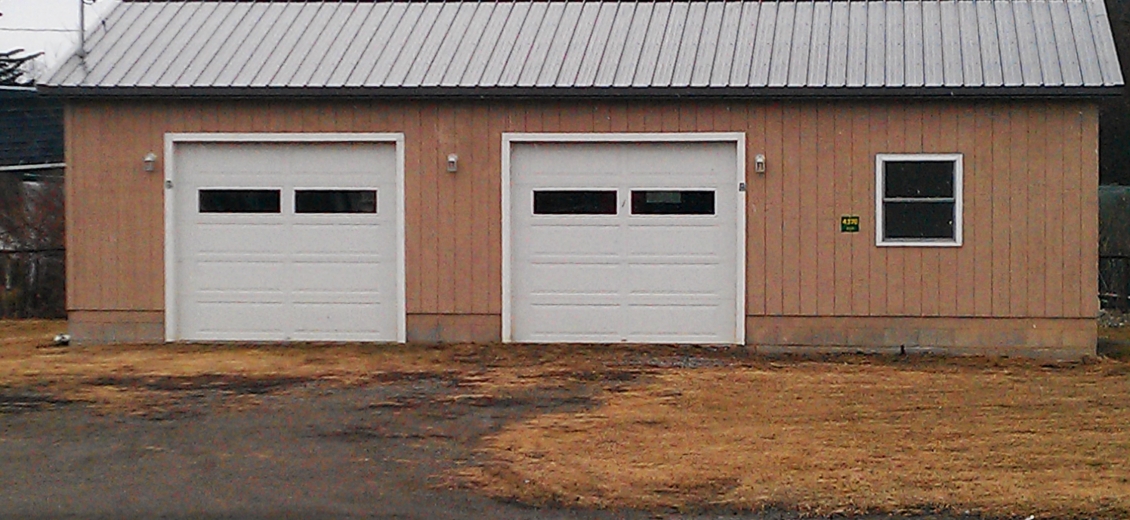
(754, 154, 766, 174)
(143, 152, 158, 173)
(446, 153, 458, 173)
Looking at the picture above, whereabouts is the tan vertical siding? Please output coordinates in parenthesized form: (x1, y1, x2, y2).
(1008, 104, 1029, 316)
(744, 102, 766, 316)
(66, 99, 1099, 322)
(850, 105, 871, 315)
(1081, 105, 1100, 319)
(832, 106, 852, 316)
(955, 105, 978, 316)
(814, 104, 835, 316)
(868, 104, 888, 316)
(1027, 105, 1048, 317)
(781, 105, 801, 315)
(798, 106, 819, 316)
(885, 105, 906, 315)
(764, 104, 784, 315)
(990, 104, 1011, 316)
(1043, 104, 1065, 318)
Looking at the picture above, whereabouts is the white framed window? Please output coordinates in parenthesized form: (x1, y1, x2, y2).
(875, 153, 963, 247)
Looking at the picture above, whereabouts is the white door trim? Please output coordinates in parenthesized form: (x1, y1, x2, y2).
(163, 132, 407, 343)
(501, 132, 747, 345)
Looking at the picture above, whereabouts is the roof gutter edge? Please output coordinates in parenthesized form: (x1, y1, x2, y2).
(35, 85, 1125, 100)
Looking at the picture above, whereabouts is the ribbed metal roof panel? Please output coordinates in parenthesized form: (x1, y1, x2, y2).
(748, 2, 777, 87)
(594, 2, 635, 87)
(1069, 0, 1103, 86)
(971, 0, 998, 85)
(866, 1, 886, 88)
(171, 2, 254, 85)
(574, 2, 617, 87)
(1089, 0, 1123, 85)
(885, 2, 905, 87)
(940, 0, 963, 87)
(45, 0, 1124, 93)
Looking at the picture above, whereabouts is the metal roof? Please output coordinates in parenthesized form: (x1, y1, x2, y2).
(42, 0, 1124, 97)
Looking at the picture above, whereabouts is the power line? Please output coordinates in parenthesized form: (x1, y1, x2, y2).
(0, 28, 76, 33)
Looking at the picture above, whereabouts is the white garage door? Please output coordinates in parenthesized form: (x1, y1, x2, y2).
(507, 138, 744, 344)
(169, 139, 403, 342)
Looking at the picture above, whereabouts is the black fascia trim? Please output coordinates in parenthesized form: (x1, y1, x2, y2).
(36, 85, 1124, 100)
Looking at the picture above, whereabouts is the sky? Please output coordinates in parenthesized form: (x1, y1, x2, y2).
(0, 0, 119, 78)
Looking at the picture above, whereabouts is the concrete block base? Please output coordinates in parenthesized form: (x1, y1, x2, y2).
(405, 314, 500, 344)
(68, 310, 164, 345)
(745, 316, 1096, 359)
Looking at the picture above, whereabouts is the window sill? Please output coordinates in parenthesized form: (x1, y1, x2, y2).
(877, 240, 963, 248)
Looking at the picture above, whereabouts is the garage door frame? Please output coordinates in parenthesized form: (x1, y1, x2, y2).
(163, 133, 407, 343)
(501, 132, 747, 344)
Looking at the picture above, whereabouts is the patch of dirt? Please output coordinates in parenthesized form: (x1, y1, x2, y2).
(367, 370, 461, 384)
(86, 374, 309, 394)
(0, 387, 73, 414)
(434, 393, 594, 410)
(322, 424, 455, 441)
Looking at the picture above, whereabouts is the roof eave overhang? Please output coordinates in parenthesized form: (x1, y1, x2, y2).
(36, 85, 1125, 100)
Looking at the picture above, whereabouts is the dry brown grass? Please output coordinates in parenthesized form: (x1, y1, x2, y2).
(465, 357, 1130, 519)
(7, 320, 1130, 517)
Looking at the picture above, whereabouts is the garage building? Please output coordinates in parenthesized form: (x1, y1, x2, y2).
(41, 0, 1123, 357)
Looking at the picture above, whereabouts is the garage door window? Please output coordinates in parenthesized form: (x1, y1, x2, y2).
(533, 190, 617, 215)
(631, 190, 714, 215)
(296, 189, 377, 214)
(876, 154, 962, 246)
(199, 189, 281, 213)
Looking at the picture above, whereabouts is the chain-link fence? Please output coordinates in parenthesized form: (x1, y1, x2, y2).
(0, 249, 64, 318)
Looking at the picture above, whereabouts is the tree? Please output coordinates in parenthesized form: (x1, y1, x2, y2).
(0, 49, 42, 87)
(0, 174, 65, 318)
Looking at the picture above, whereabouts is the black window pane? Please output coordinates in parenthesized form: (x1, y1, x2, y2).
(884, 201, 955, 240)
(533, 190, 617, 215)
(295, 190, 377, 214)
(884, 161, 954, 198)
(631, 190, 715, 215)
(199, 189, 280, 213)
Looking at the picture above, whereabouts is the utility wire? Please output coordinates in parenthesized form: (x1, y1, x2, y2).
(0, 28, 76, 33)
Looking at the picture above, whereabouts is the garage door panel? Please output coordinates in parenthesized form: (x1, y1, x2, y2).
(519, 303, 622, 341)
(174, 140, 401, 342)
(291, 292, 383, 305)
(290, 224, 388, 254)
(624, 304, 728, 339)
(521, 263, 621, 295)
(190, 303, 288, 335)
(290, 303, 385, 328)
(191, 224, 288, 252)
(193, 290, 286, 303)
(523, 223, 620, 255)
(512, 145, 622, 176)
(179, 144, 283, 174)
(288, 263, 384, 292)
(625, 228, 724, 256)
(626, 264, 724, 295)
(193, 262, 288, 290)
(510, 139, 741, 344)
